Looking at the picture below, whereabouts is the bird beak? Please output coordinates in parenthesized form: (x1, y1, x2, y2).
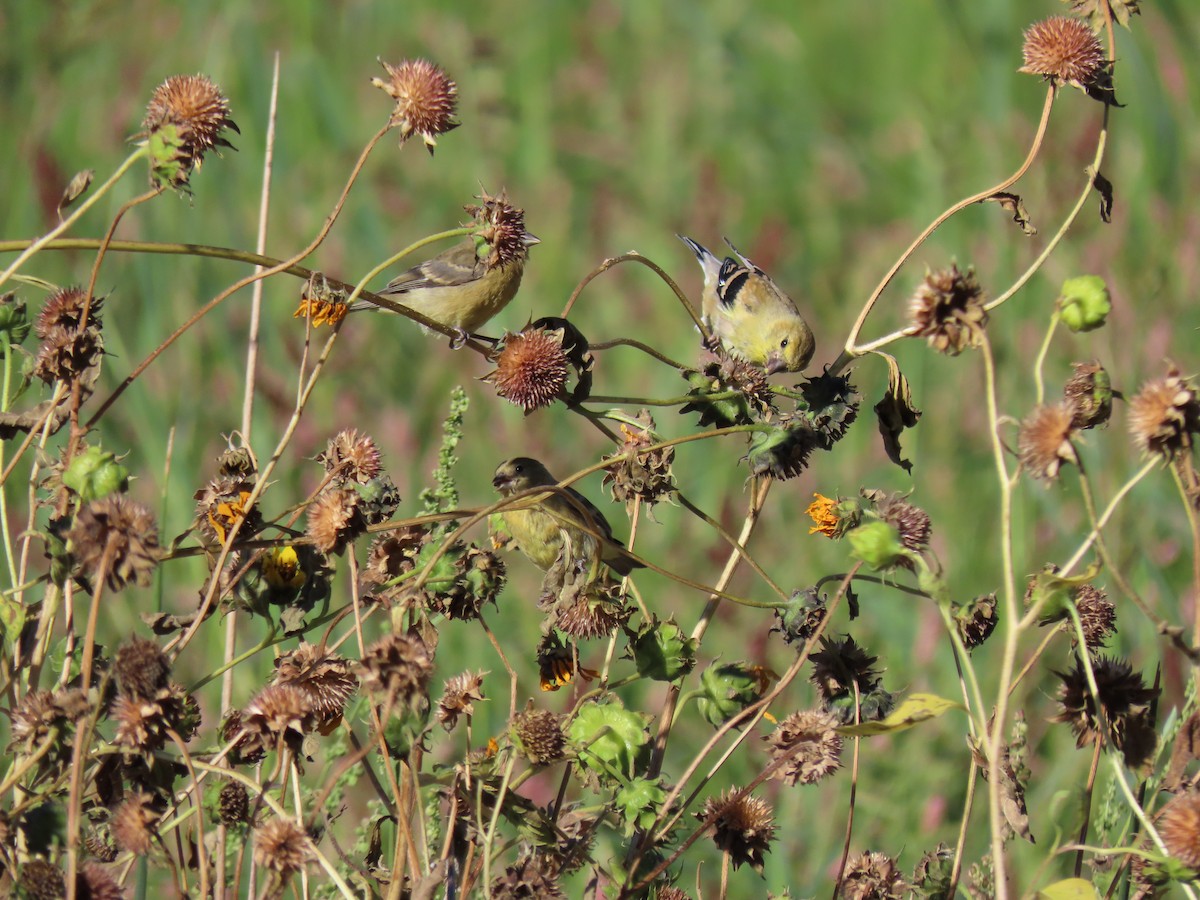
(764, 356, 787, 376)
(491, 474, 509, 490)
(522, 231, 541, 247)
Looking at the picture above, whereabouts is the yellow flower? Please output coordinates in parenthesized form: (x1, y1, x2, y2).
(806, 493, 839, 537)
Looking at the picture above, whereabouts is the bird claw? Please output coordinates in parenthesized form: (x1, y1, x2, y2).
(448, 328, 471, 350)
(701, 333, 724, 355)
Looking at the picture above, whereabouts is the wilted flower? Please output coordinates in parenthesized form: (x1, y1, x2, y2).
(372, 58, 459, 153)
(698, 789, 776, 873)
(240, 683, 316, 756)
(907, 264, 988, 355)
(218, 781, 251, 826)
(436, 670, 487, 731)
(490, 853, 565, 900)
(114, 635, 171, 699)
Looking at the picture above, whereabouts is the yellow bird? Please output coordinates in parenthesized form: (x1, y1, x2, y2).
(492, 457, 642, 577)
(677, 235, 815, 374)
(376, 230, 539, 336)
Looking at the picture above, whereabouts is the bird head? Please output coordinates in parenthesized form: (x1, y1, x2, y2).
(764, 322, 816, 374)
(492, 457, 548, 496)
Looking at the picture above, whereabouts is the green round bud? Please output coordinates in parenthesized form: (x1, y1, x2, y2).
(1058, 275, 1111, 333)
(847, 519, 906, 570)
(62, 446, 129, 503)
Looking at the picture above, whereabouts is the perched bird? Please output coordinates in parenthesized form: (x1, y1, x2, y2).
(677, 235, 815, 374)
(492, 457, 642, 577)
(375, 230, 539, 336)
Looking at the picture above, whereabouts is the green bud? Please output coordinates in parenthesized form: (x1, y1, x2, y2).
(1058, 275, 1111, 332)
(847, 519, 906, 570)
(696, 661, 770, 728)
(627, 616, 696, 682)
(0, 293, 30, 352)
(567, 699, 651, 781)
(148, 124, 189, 191)
(62, 446, 129, 503)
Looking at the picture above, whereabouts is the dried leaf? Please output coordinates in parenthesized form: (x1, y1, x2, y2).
(836, 692, 961, 737)
(57, 169, 94, 217)
(984, 191, 1037, 236)
(1090, 168, 1114, 223)
(873, 353, 921, 473)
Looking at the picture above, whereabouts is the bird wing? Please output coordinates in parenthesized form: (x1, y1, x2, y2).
(382, 241, 484, 294)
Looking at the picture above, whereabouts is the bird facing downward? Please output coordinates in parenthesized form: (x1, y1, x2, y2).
(677, 235, 815, 374)
(377, 230, 539, 336)
(492, 457, 642, 577)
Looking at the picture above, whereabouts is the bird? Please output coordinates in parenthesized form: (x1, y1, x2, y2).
(373, 230, 539, 337)
(677, 235, 815, 374)
(492, 457, 643, 577)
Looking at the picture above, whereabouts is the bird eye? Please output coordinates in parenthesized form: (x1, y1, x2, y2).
(780, 338, 789, 348)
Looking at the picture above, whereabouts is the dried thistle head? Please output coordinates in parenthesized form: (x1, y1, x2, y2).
(10, 689, 86, 760)
(114, 635, 171, 699)
(273, 643, 358, 732)
(77, 861, 123, 900)
(489, 853, 565, 900)
(110, 791, 161, 856)
(306, 487, 364, 555)
(436, 671, 487, 731)
(1128, 365, 1200, 459)
(33, 309, 105, 386)
(698, 789, 776, 873)
(316, 429, 382, 484)
(765, 710, 843, 786)
(603, 412, 677, 512)
(67, 494, 160, 591)
(1053, 656, 1158, 766)
(1074, 585, 1117, 650)
(484, 326, 571, 413)
(358, 632, 435, 711)
(511, 702, 567, 765)
(955, 593, 999, 650)
(253, 817, 313, 880)
(1018, 402, 1079, 482)
(241, 683, 316, 755)
(842, 850, 907, 899)
(467, 189, 538, 269)
(871, 492, 932, 554)
(906, 264, 988, 355)
(218, 781, 251, 826)
(1063, 361, 1114, 430)
(18, 859, 64, 898)
(553, 579, 631, 640)
(1018, 16, 1108, 91)
(35, 286, 101, 337)
(110, 682, 198, 756)
(142, 74, 238, 189)
(372, 58, 459, 154)
(1160, 791, 1200, 870)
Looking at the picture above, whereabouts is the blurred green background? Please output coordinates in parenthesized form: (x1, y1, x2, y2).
(3, 0, 1199, 893)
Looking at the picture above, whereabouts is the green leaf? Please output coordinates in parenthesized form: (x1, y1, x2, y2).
(837, 693, 962, 737)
